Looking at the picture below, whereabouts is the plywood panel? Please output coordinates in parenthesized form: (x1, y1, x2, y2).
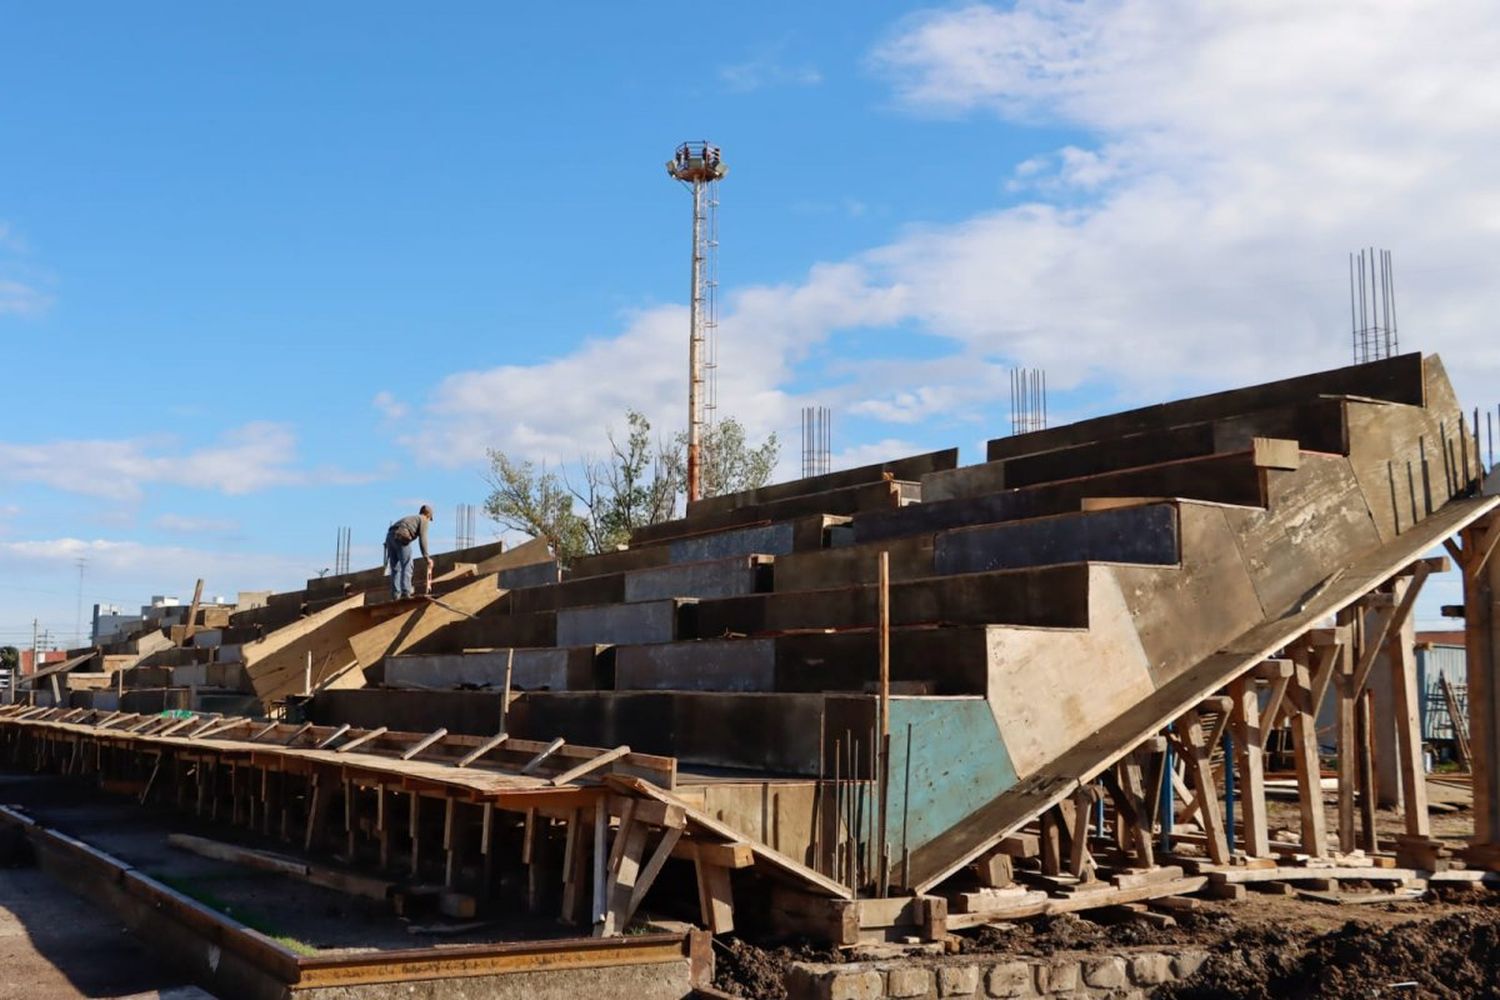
(986, 569, 1154, 779)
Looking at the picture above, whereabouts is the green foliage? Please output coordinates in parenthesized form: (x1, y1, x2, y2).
(482, 410, 780, 563)
(0, 647, 17, 673)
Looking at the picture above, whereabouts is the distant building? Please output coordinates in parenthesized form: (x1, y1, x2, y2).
(91, 603, 141, 645)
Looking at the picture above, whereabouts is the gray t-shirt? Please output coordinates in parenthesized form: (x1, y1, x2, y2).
(387, 514, 430, 558)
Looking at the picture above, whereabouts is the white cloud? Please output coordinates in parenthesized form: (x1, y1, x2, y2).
(0, 278, 50, 316)
(401, 2, 1500, 479)
(154, 513, 240, 535)
(0, 537, 316, 596)
(720, 41, 822, 92)
(0, 422, 377, 501)
(372, 390, 409, 421)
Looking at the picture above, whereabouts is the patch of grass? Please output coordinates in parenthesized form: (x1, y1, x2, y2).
(147, 872, 319, 956)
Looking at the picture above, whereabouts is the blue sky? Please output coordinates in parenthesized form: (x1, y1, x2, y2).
(3, 2, 1498, 646)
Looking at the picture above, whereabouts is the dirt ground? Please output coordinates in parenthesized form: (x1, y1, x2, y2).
(715, 786, 1495, 999)
(715, 894, 1500, 999)
(0, 826, 197, 999)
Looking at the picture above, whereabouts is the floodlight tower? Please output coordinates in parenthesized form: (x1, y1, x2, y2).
(666, 140, 728, 503)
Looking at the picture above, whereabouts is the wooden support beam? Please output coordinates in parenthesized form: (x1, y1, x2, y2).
(1358, 687, 1379, 853)
(1466, 521, 1500, 581)
(520, 737, 566, 775)
(549, 745, 631, 787)
(182, 578, 204, 644)
(1352, 563, 1432, 694)
(671, 839, 756, 870)
(282, 722, 315, 746)
(400, 728, 448, 761)
(694, 858, 735, 935)
(247, 721, 279, 743)
(1288, 654, 1329, 857)
(456, 732, 508, 768)
(1229, 675, 1270, 858)
(1389, 620, 1431, 838)
(1335, 628, 1358, 855)
(1067, 787, 1096, 880)
(598, 809, 648, 936)
(1259, 673, 1293, 752)
(335, 726, 388, 755)
(624, 826, 683, 926)
(315, 724, 351, 750)
(1178, 709, 1230, 865)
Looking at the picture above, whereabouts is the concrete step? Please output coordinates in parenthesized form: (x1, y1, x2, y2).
(384, 645, 613, 692)
(689, 564, 1093, 639)
(614, 625, 1005, 695)
(985, 352, 1423, 463)
(504, 554, 774, 614)
(926, 396, 1345, 497)
(404, 608, 558, 655)
(855, 449, 1284, 541)
(684, 448, 957, 519)
(931, 502, 1180, 575)
(630, 481, 915, 548)
(662, 514, 848, 565)
(555, 598, 697, 647)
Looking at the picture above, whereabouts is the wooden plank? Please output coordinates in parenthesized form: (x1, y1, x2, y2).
(182, 578, 204, 644)
(335, 726, 388, 755)
(550, 745, 631, 787)
(456, 732, 509, 769)
(521, 737, 566, 775)
(1259, 673, 1293, 751)
(401, 728, 448, 761)
(315, 724, 351, 750)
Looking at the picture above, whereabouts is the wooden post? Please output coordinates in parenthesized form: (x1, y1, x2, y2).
(499, 648, 514, 735)
(1336, 669, 1358, 855)
(1229, 676, 1270, 858)
(1178, 709, 1230, 864)
(1287, 653, 1328, 857)
(1357, 688, 1379, 853)
(1465, 512, 1500, 864)
(183, 578, 204, 644)
(1389, 620, 1431, 838)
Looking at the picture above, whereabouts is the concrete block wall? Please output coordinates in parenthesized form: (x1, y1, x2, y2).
(785, 949, 1207, 1000)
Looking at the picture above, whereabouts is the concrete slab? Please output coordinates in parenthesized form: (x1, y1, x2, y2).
(554, 599, 692, 647)
(932, 503, 1180, 574)
(498, 560, 560, 590)
(667, 515, 844, 563)
(385, 646, 610, 691)
(622, 554, 771, 603)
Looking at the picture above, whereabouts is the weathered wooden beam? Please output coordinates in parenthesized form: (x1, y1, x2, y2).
(455, 732, 508, 768)
(550, 745, 631, 787)
(315, 724, 351, 750)
(335, 726, 388, 755)
(520, 737, 566, 775)
(401, 728, 448, 761)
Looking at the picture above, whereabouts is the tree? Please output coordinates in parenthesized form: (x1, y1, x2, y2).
(483, 410, 779, 563)
(0, 647, 17, 675)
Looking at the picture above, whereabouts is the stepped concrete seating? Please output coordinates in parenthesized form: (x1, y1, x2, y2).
(312, 353, 1492, 895)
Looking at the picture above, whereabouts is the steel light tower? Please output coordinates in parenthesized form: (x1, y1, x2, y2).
(667, 141, 727, 503)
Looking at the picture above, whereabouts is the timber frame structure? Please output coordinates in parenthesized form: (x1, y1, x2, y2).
(6, 352, 1500, 954)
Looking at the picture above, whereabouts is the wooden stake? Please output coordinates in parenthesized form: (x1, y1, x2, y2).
(1288, 654, 1329, 857)
(1229, 676, 1270, 858)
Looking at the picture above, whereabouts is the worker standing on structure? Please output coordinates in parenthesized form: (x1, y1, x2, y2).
(385, 505, 433, 599)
